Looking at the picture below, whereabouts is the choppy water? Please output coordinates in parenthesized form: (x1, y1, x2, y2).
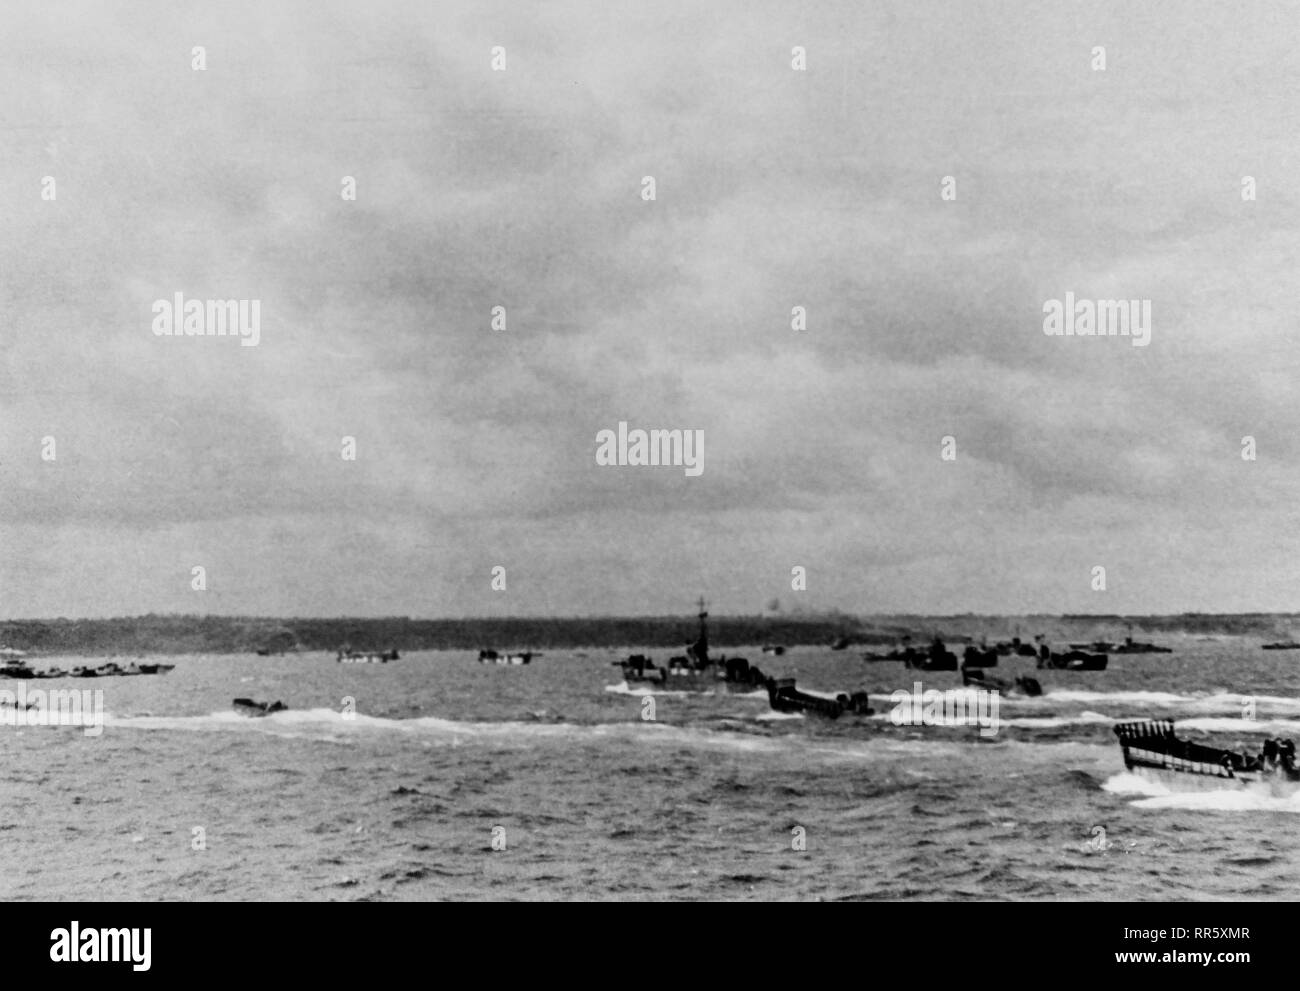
(3, 637, 1300, 900)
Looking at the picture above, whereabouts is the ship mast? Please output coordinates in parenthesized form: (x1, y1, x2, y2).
(692, 596, 709, 664)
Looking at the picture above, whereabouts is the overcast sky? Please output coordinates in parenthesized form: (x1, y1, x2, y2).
(3, 0, 1300, 619)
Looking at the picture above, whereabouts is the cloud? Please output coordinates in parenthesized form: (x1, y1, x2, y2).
(3, 0, 1299, 617)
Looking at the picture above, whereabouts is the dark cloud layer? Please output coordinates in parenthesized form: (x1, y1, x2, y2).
(3, 0, 1299, 618)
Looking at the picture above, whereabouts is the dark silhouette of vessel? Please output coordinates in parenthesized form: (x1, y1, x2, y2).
(613, 598, 762, 692)
(232, 698, 287, 718)
(1115, 719, 1300, 793)
(960, 666, 1042, 697)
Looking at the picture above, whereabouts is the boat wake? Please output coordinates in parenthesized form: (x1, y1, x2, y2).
(104, 707, 982, 762)
(602, 681, 768, 699)
(1176, 716, 1300, 734)
(1102, 772, 1300, 812)
(1046, 690, 1194, 705)
(1046, 690, 1300, 714)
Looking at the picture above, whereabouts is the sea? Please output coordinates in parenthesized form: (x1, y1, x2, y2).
(3, 636, 1300, 901)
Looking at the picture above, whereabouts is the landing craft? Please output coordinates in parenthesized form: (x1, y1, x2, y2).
(337, 647, 399, 663)
(961, 666, 1042, 698)
(766, 678, 874, 718)
(1114, 719, 1300, 795)
(1112, 630, 1172, 654)
(904, 637, 958, 671)
(232, 697, 287, 718)
(612, 597, 767, 692)
(479, 650, 537, 665)
(1039, 647, 1108, 670)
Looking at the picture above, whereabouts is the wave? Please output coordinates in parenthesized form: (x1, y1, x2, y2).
(602, 681, 767, 699)
(1170, 716, 1300, 734)
(1049, 690, 1300, 712)
(111, 708, 627, 739)
(1046, 690, 1194, 705)
(999, 711, 1115, 729)
(1102, 772, 1300, 812)
(104, 708, 816, 757)
(795, 687, 849, 701)
(104, 707, 996, 764)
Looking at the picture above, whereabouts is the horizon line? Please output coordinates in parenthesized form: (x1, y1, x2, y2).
(3, 610, 1300, 624)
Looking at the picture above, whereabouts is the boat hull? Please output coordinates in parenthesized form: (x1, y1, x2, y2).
(1115, 719, 1300, 795)
(615, 652, 767, 693)
(1126, 765, 1300, 796)
(961, 667, 1043, 697)
(960, 647, 999, 668)
(618, 670, 759, 692)
(904, 652, 958, 672)
(338, 650, 399, 664)
(232, 698, 287, 717)
(1040, 651, 1108, 670)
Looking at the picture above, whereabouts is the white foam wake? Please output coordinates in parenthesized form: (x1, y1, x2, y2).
(1047, 690, 1192, 705)
(602, 680, 769, 699)
(1103, 772, 1300, 812)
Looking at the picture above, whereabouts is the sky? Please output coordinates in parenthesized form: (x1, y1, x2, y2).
(2, 0, 1300, 619)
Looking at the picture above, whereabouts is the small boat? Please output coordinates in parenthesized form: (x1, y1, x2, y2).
(70, 666, 99, 678)
(232, 698, 287, 717)
(479, 650, 534, 665)
(1068, 641, 1116, 653)
(1039, 649, 1108, 671)
(0, 662, 36, 679)
(95, 662, 141, 677)
(1114, 719, 1300, 794)
(830, 637, 851, 651)
(613, 598, 762, 692)
(863, 636, 959, 667)
(137, 663, 175, 675)
(901, 638, 958, 671)
(615, 653, 666, 683)
(767, 678, 843, 719)
(838, 691, 875, 715)
(993, 636, 1041, 657)
(337, 648, 399, 663)
(1262, 641, 1300, 651)
(961, 645, 999, 668)
(761, 645, 786, 656)
(960, 666, 1042, 697)
(1112, 636, 1172, 654)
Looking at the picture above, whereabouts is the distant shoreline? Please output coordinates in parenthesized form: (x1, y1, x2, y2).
(0, 613, 1292, 656)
